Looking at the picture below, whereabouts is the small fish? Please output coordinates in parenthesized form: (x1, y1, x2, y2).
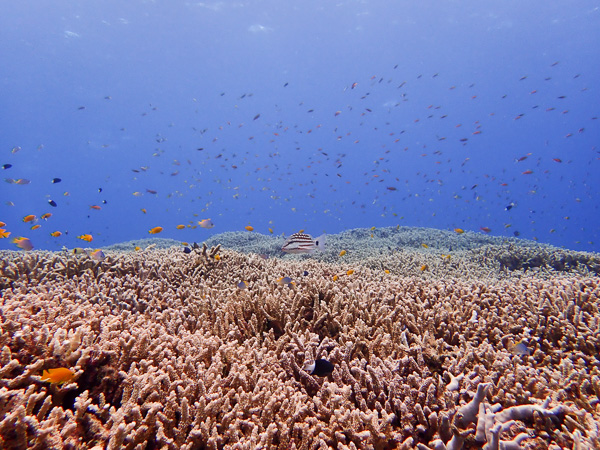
(509, 341, 532, 356)
(41, 367, 75, 384)
(339, 250, 346, 256)
(245, 225, 254, 231)
(303, 270, 309, 276)
(281, 232, 326, 254)
(41, 213, 52, 220)
(132, 192, 143, 197)
(51, 178, 62, 183)
(23, 215, 36, 223)
(237, 280, 248, 290)
(421, 243, 429, 248)
(304, 359, 334, 377)
(268, 227, 274, 234)
(454, 228, 464, 234)
(148, 226, 163, 234)
(72, 248, 86, 255)
(384, 269, 390, 274)
(90, 205, 101, 210)
(332, 275, 339, 281)
(89, 249, 105, 261)
(277, 276, 293, 287)
(521, 170, 533, 175)
(213, 254, 221, 261)
(183, 247, 191, 254)
(505, 203, 515, 211)
(77, 234, 93, 242)
(346, 269, 354, 276)
(552, 158, 562, 163)
(48, 199, 57, 207)
(0, 229, 11, 238)
(15, 179, 31, 185)
(50, 231, 62, 237)
(30, 224, 41, 230)
(13, 237, 34, 251)
(198, 219, 214, 229)
(176, 224, 185, 230)
(141, 208, 147, 214)
(420, 264, 428, 272)
(480, 227, 491, 233)
(11, 146, 21, 154)
(2, 164, 12, 170)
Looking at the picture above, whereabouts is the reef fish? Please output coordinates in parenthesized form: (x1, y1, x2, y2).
(304, 359, 334, 377)
(41, 367, 75, 384)
(281, 232, 326, 254)
(13, 237, 33, 251)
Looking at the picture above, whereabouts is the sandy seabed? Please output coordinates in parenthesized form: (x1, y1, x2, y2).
(0, 227, 599, 449)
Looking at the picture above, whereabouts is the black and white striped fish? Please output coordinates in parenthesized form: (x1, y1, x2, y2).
(281, 232, 326, 254)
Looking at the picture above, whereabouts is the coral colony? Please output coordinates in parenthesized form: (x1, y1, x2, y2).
(1, 227, 599, 448)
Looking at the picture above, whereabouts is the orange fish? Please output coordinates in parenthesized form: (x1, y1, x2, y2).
(90, 205, 101, 210)
(176, 224, 185, 230)
(77, 234, 93, 242)
(0, 221, 5, 227)
(50, 231, 62, 237)
(30, 224, 41, 230)
(420, 264, 428, 272)
(23, 215, 36, 223)
(521, 170, 533, 175)
(346, 269, 354, 275)
(454, 228, 464, 234)
(41, 213, 52, 220)
(245, 225, 254, 231)
(552, 158, 562, 163)
(0, 229, 11, 238)
(480, 227, 491, 233)
(148, 226, 163, 234)
(41, 367, 75, 384)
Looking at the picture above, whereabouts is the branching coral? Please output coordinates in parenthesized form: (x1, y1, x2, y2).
(0, 247, 597, 448)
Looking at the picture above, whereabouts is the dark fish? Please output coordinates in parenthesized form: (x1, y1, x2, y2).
(303, 270, 309, 276)
(253, 114, 260, 120)
(183, 247, 191, 254)
(281, 232, 326, 254)
(513, 231, 520, 237)
(48, 199, 57, 207)
(304, 359, 334, 377)
(505, 203, 514, 211)
(1, 164, 11, 170)
(51, 178, 62, 183)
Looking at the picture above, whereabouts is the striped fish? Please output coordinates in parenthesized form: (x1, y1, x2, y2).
(281, 232, 326, 254)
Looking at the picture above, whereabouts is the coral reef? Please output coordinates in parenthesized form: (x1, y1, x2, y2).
(0, 241, 599, 448)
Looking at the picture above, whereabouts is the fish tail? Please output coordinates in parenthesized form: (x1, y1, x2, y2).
(315, 234, 326, 252)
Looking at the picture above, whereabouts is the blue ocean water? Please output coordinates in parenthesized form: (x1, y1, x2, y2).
(1, 1, 598, 252)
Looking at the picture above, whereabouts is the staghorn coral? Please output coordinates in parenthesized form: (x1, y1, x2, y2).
(0, 244, 599, 449)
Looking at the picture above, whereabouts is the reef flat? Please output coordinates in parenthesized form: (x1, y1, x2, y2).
(0, 227, 599, 448)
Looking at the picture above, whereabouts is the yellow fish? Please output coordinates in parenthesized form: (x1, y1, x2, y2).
(148, 226, 163, 234)
(420, 264, 428, 272)
(245, 225, 254, 231)
(346, 269, 354, 275)
(0, 229, 11, 239)
(421, 243, 429, 249)
(384, 269, 390, 274)
(454, 228, 464, 234)
(176, 224, 185, 230)
(339, 250, 346, 257)
(41, 367, 75, 384)
(77, 234, 93, 242)
(30, 224, 41, 230)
